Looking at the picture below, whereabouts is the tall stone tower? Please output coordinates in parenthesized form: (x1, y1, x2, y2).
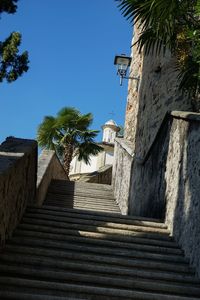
(102, 120, 120, 144)
(124, 25, 192, 157)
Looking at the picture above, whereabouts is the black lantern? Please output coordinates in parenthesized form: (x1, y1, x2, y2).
(114, 54, 140, 88)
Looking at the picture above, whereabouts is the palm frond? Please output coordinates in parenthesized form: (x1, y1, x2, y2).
(57, 106, 80, 118)
(117, 0, 183, 54)
(196, 0, 200, 14)
(75, 113, 93, 130)
(179, 56, 200, 94)
(37, 116, 58, 150)
(37, 106, 101, 168)
(77, 142, 103, 165)
(117, 0, 200, 95)
(76, 129, 100, 142)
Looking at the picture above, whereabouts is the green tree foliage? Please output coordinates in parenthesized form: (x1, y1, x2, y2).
(0, 0, 29, 83)
(116, 0, 200, 96)
(0, 0, 17, 14)
(37, 107, 103, 176)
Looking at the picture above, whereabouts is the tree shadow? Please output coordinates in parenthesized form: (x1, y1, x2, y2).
(44, 180, 75, 209)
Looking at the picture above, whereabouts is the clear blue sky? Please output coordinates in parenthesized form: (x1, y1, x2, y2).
(0, 0, 133, 144)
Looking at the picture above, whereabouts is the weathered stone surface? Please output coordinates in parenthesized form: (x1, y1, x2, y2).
(124, 26, 192, 158)
(124, 113, 200, 277)
(118, 23, 199, 277)
(77, 165, 113, 185)
(112, 138, 134, 215)
(0, 137, 37, 247)
(124, 25, 143, 147)
(36, 150, 68, 206)
(129, 116, 171, 219)
(164, 117, 200, 278)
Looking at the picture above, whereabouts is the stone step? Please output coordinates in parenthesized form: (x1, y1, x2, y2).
(15, 216, 181, 255)
(0, 277, 199, 300)
(27, 207, 167, 229)
(1, 240, 192, 274)
(24, 211, 169, 235)
(1, 179, 199, 300)
(37, 204, 164, 224)
(44, 201, 119, 209)
(51, 179, 113, 191)
(21, 215, 172, 241)
(26, 205, 167, 229)
(0, 291, 87, 300)
(45, 199, 119, 210)
(0, 264, 200, 297)
(46, 192, 116, 202)
(1, 250, 199, 285)
(43, 203, 120, 214)
(45, 194, 118, 205)
(6, 236, 187, 264)
(17, 222, 179, 248)
(48, 182, 115, 194)
(0, 251, 195, 286)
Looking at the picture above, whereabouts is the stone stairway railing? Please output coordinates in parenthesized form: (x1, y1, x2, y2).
(0, 138, 68, 248)
(112, 110, 200, 278)
(0, 137, 37, 248)
(69, 165, 112, 185)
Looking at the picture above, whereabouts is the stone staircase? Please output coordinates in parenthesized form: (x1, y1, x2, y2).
(44, 180, 121, 214)
(0, 180, 200, 299)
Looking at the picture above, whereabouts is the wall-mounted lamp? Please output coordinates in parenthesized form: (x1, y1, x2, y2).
(114, 54, 140, 87)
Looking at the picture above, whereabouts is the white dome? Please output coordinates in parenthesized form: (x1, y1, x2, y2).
(105, 119, 117, 126)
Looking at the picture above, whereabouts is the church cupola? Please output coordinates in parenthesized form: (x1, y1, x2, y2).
(101, 119, 120, 144)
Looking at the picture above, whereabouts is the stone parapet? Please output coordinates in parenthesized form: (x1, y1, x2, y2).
(112, 138, 134, 215)
(36, 150, 68, 206)
(0, 137, 37, 247)
(122, 112, 200, 277)
(77, 165, 112, 185)
(164, 116, 200, 278)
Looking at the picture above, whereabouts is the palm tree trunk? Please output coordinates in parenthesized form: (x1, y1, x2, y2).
(63, 144, 74, 177)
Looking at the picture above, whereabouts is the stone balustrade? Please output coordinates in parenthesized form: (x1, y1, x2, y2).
(0, 137, 37, 247)
(113, 111, 200, 277)
(112, 138, 134, 215)
(36, 150, 68, 206)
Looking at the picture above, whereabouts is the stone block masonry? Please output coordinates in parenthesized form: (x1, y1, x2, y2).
(124, 26, 192, 158)
(165, 112, 200, 278)
(36, 150, 68, 206)
(112, 138, 134, 215)
(120, 112, 200, 277)
(0, 137, 37, 247)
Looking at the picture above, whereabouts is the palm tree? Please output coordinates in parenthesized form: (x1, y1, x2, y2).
(116, 0, 200, 97)
(37, 107, 103, 176)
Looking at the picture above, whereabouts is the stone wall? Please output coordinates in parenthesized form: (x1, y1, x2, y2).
(124, 25, 143, 146)
(129, 114, 171, 219)
(125, 112, 200, 277)
(124, 26, 192, 157)
(79, 165, 113, 185)
(112, 138, 134, 215)
(164, 112, 200, 278)
(116, 21, 200, 278)
(36, 150, 68, 206)
(0, 137, 37, 247)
